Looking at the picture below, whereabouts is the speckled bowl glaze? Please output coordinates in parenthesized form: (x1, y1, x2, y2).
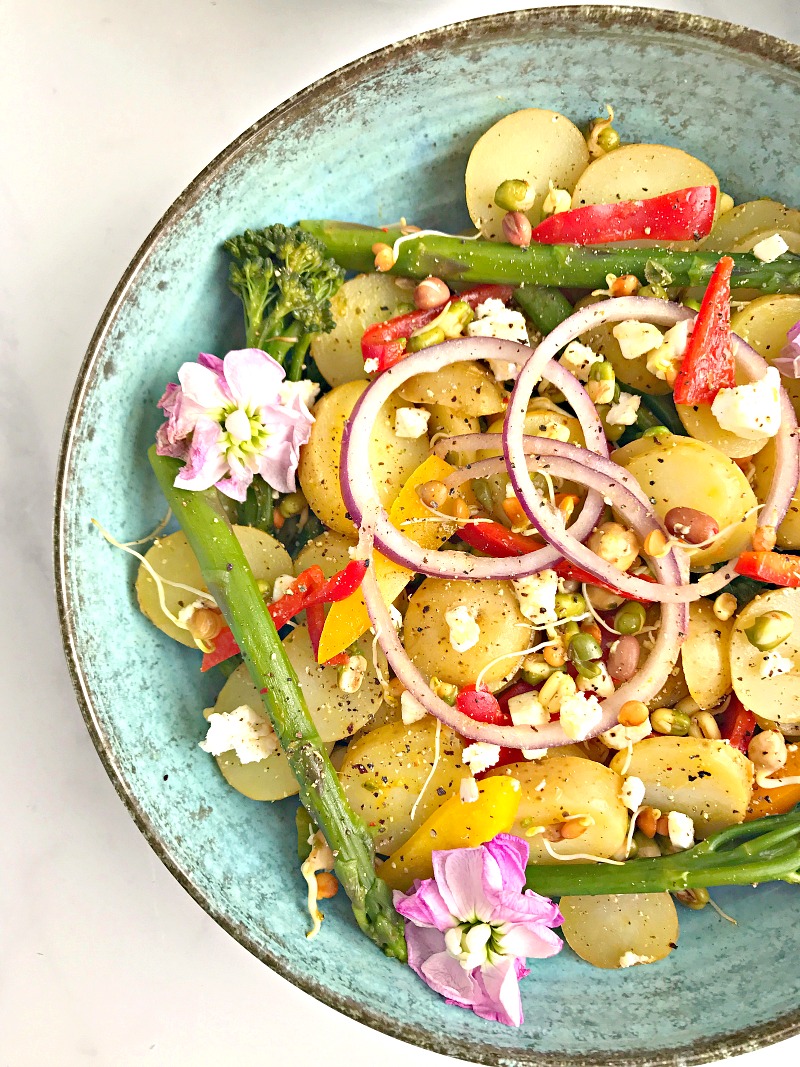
(56, 7, 800, 1065)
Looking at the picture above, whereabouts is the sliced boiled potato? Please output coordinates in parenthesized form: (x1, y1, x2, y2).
(136, 526, 292, 647)
(293, 530, 356, 579)
(682, 598, 733, 709)
(398, 360, 506, 416)
(610, 736, 753, 836)
(338, 718, 465, 853)
(731, 295, 800, 421)
(310, 273, 412, 387)
(560, 893, 679, 969)
(571, 143, 719, 218)
(753, 437, 800, 549)
(465, 108, 589, 240)
(580, 321, 671, 395)
(403, 577, 532, 689)
(730, 587, 800, 725)
(202, 662, 333, 802)
(613, 435, 758, 569)
(703, 199, 800, 254)
(427, 406, 481, 466)
(298, 380, 429, 537)
(487, 756, 629, 863)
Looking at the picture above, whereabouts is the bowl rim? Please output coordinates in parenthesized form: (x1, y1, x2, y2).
(54, 6, 800, 1065)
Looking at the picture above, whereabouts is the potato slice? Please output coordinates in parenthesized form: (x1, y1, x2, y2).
(136, 526, 292, 647)
(487, 756, 629, 863)
(398, 360, 506, 416)
(613, 435, 757, 569)
(730, 587, 800, 725)
(202, 662, 333, 802)
(338, 719, 465, 853)
(731, 295, 800, 422)
(560, 893, 679, 969)
(580, 321, 671, 395)
(298, 380, 429, 536)
(682, 598, 733, 709)
(310, 273, 412, 387)
(609, 736, 753, 836)
(293, 530, 356, 580)
(753, 437, 800, 549)
(703, 199, 800, 254)
(465, 109, 589, 239)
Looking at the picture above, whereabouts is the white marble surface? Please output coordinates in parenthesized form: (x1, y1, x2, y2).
(2, 1, 799, 1064)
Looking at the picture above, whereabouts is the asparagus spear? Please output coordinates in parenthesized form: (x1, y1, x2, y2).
(524, 810, 800, 897)
(149, 448, 407, 960)
(513, 285, 573, 334)
(299, 221, 800, 294)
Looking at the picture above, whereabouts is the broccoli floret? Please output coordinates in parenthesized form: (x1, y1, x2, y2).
(224, 224, 344, 378)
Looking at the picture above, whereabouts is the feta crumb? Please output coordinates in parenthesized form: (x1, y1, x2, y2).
(445, 604, 481, 653)
(621, 775, 646, 812)
(576, 662, 615, 698)
(752, 233, 789, 263)
(462, 742, 501, 775)
(388, 604, 403, 630)
(200, 704, 279, 764)
(711, 367, 782, 441)
(272, 573, 296, 602)
(277, 378, 320, 411)
(363, 357, 379, 374)
(667, 810, 695, 851)
(466, 298, 529, 346)
(612, 321, 663, 361)
(508, 690, 549, 726)
(394, 406, 431, 439)
(619, 951, 656, 968)
(338, 654, 367, 694)
(760, 650, 794, 679)
(559, 692, 603, 741)
(512, 569, 559, 624)
(522, 748, 549, 760)
(559, 340, 603, 382)
(460, 777, 480, 803)
(606, 391, 641, 427)
(401, 690, 428, 725)
(645, 319, 693, 384)
(600, 719, 652, 749)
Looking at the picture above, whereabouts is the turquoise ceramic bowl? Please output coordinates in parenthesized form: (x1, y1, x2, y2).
(56, 8, 800, 1065)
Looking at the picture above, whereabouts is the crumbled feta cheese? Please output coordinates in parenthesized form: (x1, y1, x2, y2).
(667, 810, 695, 851)
(338, 654, 367, 694)
(388, 604, 403, 630)
(445, 604, 481, 653)
(394, 405, 431, 439)
(507, 690, 549, 726)
(559, 692, 603, 741)
(760, 650, 794, 679)
(621, 775, 646, 812)
(619, 951, 656, 968)
(542, 184, 572, 216)
(512, 569, 559, 624)
(277, 378, 320, 411)
(460, 776, 480, 803)
(645, 319, 693, 384)
(363, 357, 379, 375)
(559, 340, 603, 382)
(606, 391, 641, 427)
(466, 298, 529, 345)
(752, 233, 789, 263)
(401, 690, 428, 725)
(462, 742, 501, 775)
(600, 719, 652, 749)
(612, 321, 663, 361)
(522, 748, 549, 760)
(711, 367, 782, 441)
(200, 704, 279, 764)
(576, 662, 615, 698)
(272, 574, 296, 602)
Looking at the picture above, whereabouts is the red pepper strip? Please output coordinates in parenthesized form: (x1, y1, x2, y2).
(324, 651, 351, 667)
(672, 255, 735, 405)
(529, 186, 717, 246)
(735, 550, 800, 588)
(456, 520, 652, 602)
(718, 695, 757, 753)
(360, 284, 516, 372)
(201, 562, 368, 672)
(456, 684, 509, 725)
(306, 601, 326, 661)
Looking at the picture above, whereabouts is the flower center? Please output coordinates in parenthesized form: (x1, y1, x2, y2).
(220, 403, 271, 468)
(444, 920, 510, 971)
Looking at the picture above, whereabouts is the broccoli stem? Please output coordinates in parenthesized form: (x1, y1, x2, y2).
(287, 333, 312, 382)
(514, 285, 574, 334)
(149, 449, 407, 960)
(299, 221, 800, 294)
(524, 810, 800, 897)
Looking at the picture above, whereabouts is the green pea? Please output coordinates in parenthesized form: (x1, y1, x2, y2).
(589, 360, 615, 383)
(407, 325, 446, 352)
(567, 631, 602, 678)
(521, 662, 561, 685)
(745, 610, 794, 652)
(650, 707, 691, 736)
(614, 602, 646, 635)
(596, 125, 621, 152)
(674, 888, 709, 910)
(639, 283, 669, 300)
(642, 425, 671, 440)
(555, 592, 587, 619)
(494, 178, 535, 213)
(279, 491, 307, 518)
(682, 298, 702, 312)
(471, 477, 495, 515)
(431, 676, 458, 706)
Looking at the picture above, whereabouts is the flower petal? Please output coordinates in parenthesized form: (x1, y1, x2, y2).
(402, 923, 447, 979)
(488, 888, 564, 928)
(419, 951, 478, 1006)
(394, 879, 455, 932)
(178, 360, 231, 413)
(197, 352, 225, 375)
(499, 920, 563, 961)
(223, 348, 285, 411)
(433, 847, 495, 923)
(483, 834, 529, 895)
(472, 957, 524, 1027)
(215, 466, 253, 503)
(155, 422, 188, 459)
(173, 417, 227, 492)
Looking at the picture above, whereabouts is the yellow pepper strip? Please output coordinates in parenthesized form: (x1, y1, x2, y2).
(746, 743, 800, 820)
(379, 776, 522, 892)
(316, 454, 456, 663)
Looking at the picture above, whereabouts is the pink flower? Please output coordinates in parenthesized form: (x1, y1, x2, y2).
(155, 349, 316, 501)
(394, 834, 563, 1027)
